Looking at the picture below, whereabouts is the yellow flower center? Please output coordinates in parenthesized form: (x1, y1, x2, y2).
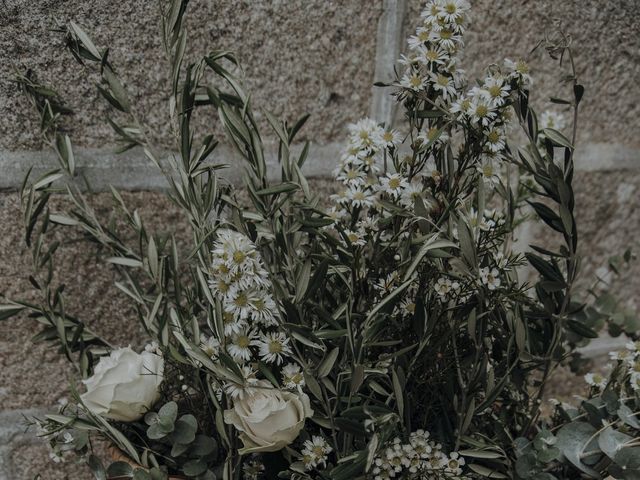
(425, 49, 439, 61)
(440, 29, 453, 40)
(388, 177, 401, 189)
(268, 340, 283, 354)
(476, 105, 488, 117)
(487, 130, 500, 143)
(482, 164, 494, 177)
(410, 75, 422, 88)
(437, 74, 449, 87)
(232, 250, 246, 264)
(216, 280, 229, 294)
(383, 131, 394, 142)
(488, 85, 502, 98)
(516, 60, 530, 74)
(234, 292, 248, 307)
(312, 446, 325, 457)
(237, 335, 250, 348)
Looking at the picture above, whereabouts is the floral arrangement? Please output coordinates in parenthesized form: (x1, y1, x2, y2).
(4, 0, 639, 479)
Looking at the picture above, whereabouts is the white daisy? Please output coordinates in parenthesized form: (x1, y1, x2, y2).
(282, 363, 305, 390)
(484, 127, 506, 153)
(227, 329, 259, 362)
(416, 45, 449, 67)
(346, 186, 375, 208)
(469, 97, 497, 126)
(199, 334, 221, 359)
(223, 365, 259, 400)
(400, 71, 428, 91)
(584, 372, 607, 390)
(250, 294, 278, 326)
(379, 173, 409, 199)
(504, 58, 533, 86)
(483, 75, 511, 107)
(430, 72, 457, 101)
(257, 331, 292, 365)
(344, 229, 367, 247)
(302, 435, 333, 470)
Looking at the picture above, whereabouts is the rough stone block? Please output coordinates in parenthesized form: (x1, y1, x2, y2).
(403, 0, 640, 149)
(1, 0, 383, 151)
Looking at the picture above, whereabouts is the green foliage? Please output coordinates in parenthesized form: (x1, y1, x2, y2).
(6, 1, 639, 480)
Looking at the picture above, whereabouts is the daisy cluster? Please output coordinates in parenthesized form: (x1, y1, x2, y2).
(370, 430, 467, 479)
(584, 340, 640, 392)
(205, 229, 296, 385)
(330, 117, 406, 221)
(399, 0, 470, 102)
(301, 435, 333, 471)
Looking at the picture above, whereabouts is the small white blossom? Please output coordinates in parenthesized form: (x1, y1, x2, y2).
(302, 435, 333, 470)
(282, 363, 305, 390)
(480, 267, 501, 290)
(256, 331, 292, 365)
(584, 372, 608, 390)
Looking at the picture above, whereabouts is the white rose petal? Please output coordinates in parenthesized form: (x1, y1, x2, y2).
(81, 347, 164, 422)
(224, 380, 313, 454)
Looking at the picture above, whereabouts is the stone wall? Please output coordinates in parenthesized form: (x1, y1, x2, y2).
(1, 0, 639, 478)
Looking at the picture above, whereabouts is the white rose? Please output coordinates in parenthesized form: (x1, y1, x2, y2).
(80, 347, 164, 422)
(224, 380, 313, 454)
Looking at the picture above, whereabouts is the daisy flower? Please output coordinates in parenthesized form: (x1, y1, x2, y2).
(199, 334, 221, 359)
(450, 95, 471, 116)
(400, 71, 428, 91)
(504, 58, 533, 86)
(302, 436, 333, 470)
(282, 363, 305, 390)
(346, 186, 375, 208)
(584, 372, 607, 390)
(378, 128, 403, 148)
(336, 165, 367, 185)
(401, 180, 426, 207)
(257, 331, 292, 365)
(344, 229, 367, 247)
(408, 27, 431, 50)
(222, 309, 247, 336)
(348, 118, 384, 150)
(430, 72, 457, 101)
(469, 97, 497, 126)
(483, 75, 511, 107)
(250, 294, 278, 326)
(477, 155, 502, 187)
(226, 288, 257, 320)
(227, 329, 259, 362)
(484, 127, 506, 153)
(379, 173, 409, 198)
(223, 365, 259, 400)
(417, 45, 449, 67)
(429, 27, 461, 51)
(438, 0, 470, 24)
